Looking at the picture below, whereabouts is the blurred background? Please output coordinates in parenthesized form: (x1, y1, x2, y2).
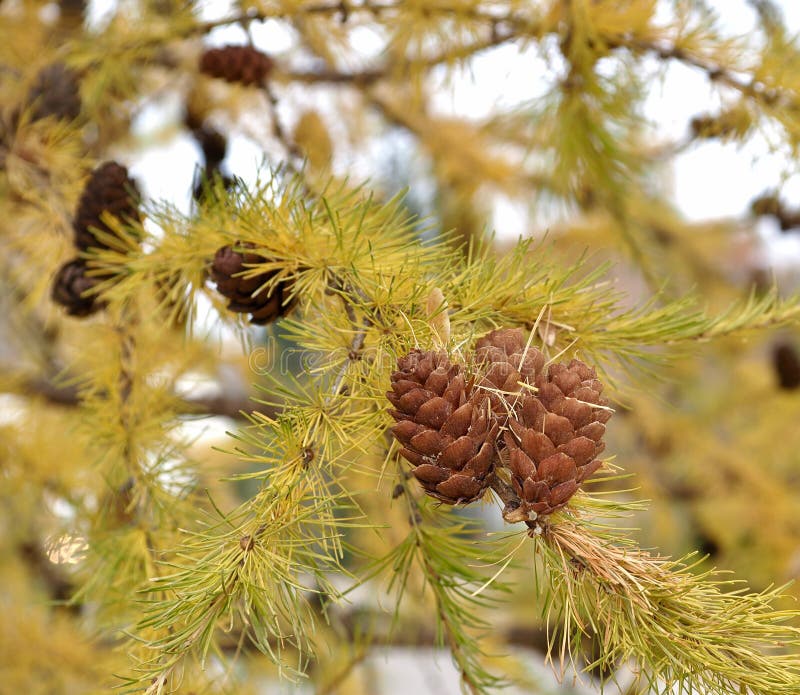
(3, 0, 800, 693)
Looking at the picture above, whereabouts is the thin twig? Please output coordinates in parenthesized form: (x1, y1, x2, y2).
(327, 274, 372, 398)
(608, 33, 800, 114)
(261, 81, 304, 173)
(399, 472, 483, 695)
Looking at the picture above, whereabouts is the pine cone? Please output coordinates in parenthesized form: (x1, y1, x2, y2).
(199, 45, 273, 86)
(192, 124, 227, 170)
(504, 358, 611, 516)
(474, 328, 546, 414)
(388, 350, 498, 504)
(772, 342, 800, 390)
(193, 169, 236, 206)
(51, 259, 100, 317)
(73, 162, 141, 251)
(27, 63, 81, 122)
(210, 245, 294, 324)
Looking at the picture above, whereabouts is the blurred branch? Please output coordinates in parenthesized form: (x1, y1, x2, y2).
(609, 34, 800, 114)
(191, 2, 538, 37)
(280, 16, 519, 86)
(17, 540, 75, 605)
(0, 369, 270, 419)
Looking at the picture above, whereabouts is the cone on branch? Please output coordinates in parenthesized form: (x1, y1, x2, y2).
(474, 328, 546, 414)
(210, 245, 295, 325)
(387, 329, 611, 514)
(193, 171, 237, 206)
(183, 110, 235, 204)
(199, 45, 273, 86)
(73, 161, 141, 251)
(387, 350, 497, 504)
(51, 259, 101, 317)
(193, 124, 227, 171)
(52, 161, 142, 318)
(772, 341, 800, 390)
(26, 63, 82, 122)
(503, 358, 611, 516)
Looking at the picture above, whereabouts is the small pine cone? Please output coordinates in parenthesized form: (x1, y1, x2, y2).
(192, 124, 228, 170)
(504, 358, 611, 517)
(388, 350, 498, 504)
(73, 162, 141, 251)
(199, 45, 273, 86)
(772, 342, 800, 390)
(210, 245, 294, 325)
(51, 259, 100, 317)
(193, 169, 236, 205)
(474, 328, 546, 414)
(27, 63, 81, 122)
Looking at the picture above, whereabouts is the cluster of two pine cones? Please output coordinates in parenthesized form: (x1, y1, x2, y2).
(52, 162, 141, 316)
(388, 328, 611, 519)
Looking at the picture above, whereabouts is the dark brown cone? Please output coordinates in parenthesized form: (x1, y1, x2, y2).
(388, 350, 498, 504)
(193, 169, 236, 206)
(199, 45, 273, 86)
(183, 110, 228, 170)
(210, 245, 294, 325)
(27, 63, 82, 122)
(474, 328, 546, 414)
(186, 116, 233, 204)
(73, 162, 141, 251)
(51, 259, 100, 317)
(773, 342, 800, 390)
(504, 357, 611, 516)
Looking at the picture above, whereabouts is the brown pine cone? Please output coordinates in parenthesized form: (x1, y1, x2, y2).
(199, 45, 273, 86)
(504, 358, 611, 517)
(193, 169, 236, 206)
(773, 342, 800, 390)
(51, 259, 100, 317)
(73, 162, 141, 251)
(197, 127, 227, 170)
(388, 350, 498, 504)
(27, 63, 81, 122)
(474, 328, 546, 414)
(210, 245, 294, 325)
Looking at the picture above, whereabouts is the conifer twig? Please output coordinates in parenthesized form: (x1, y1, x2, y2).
(327, 274, 372, 397)
(489, 461, 800, 692)
(261, 81, 303, 173)
(395, 474, 502, 695)
(534, 512, 800, 694)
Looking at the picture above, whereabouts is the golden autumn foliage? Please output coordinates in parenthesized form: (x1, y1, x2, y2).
(2, 2, 800, 694)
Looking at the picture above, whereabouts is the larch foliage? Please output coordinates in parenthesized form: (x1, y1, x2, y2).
(2, 1, 800, 694)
